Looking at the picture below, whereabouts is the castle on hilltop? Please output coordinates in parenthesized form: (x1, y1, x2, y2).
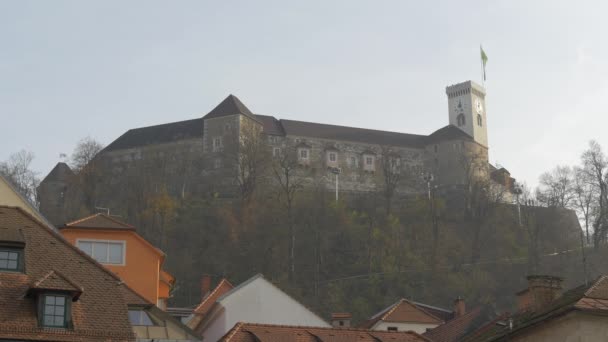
(38, 80, 516, 225)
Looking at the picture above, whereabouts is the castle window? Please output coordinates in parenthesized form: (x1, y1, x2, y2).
(76, 240, 125, 265)
(457, 114, 465, 126)
(212, 137, 223, 152)
(477, 114, 483, 127)
(224, 123, 231, 132)
(272, 147, 281, 158)
(268, 136, 277, 144)
(214, 158, 222, 169)
(348, 156, 357, 168)
(363, 155, 375, 171)
(327, 151, 338, 166)
(434, 145, 438, 153)
(298, 148, 310, 165)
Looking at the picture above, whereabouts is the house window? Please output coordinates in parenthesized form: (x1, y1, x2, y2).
(212, 137, 223, 152)
(348, 156, 357, 168)
(40, 294, 69, 328)
(387, 327, 398, 332)
(128, 309, 155, 326)
(457, 114, 465, 126)
(77, 240, 125, 265)
(477, 114, 483, 127)
(0, 248, 22, 272)
(299, 149, 309, 160)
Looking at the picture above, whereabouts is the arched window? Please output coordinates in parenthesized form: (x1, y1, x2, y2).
(477, 114, 483, 127)
(457, 114, 465, 126)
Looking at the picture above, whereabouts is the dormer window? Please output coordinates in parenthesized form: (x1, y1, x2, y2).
(40, 294, 70, 328)
(0, 247, 23, 272)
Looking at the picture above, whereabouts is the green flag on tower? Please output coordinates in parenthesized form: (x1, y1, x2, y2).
(480, 45, 488, 81)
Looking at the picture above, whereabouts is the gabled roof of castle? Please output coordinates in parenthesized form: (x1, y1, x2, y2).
(100, 96, 478, 154)
(426, 124, 474, 143)
(203, 94, 257, 121)
(280, 119, 428, 148)
(104, 117, 204, 152)
(41, 162, 74, 183)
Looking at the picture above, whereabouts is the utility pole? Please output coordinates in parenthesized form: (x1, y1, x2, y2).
(330, 167, 342, 202)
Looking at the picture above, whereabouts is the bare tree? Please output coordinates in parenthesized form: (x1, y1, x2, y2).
(536, 166, 574, 208)
(70, 136, 104, 172)
(271, 146, 304, 282)
(0, 150, 40, 205)
(572, 166, 596, 244)
(580, 140, 608, 247)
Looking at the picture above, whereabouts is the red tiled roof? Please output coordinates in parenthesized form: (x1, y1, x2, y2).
(221, 322, 431, 342)
(62, 213, 135, 230)
(188, 278, 234, 332)
(359, 299, 444, 329)
(423, 306, 495, 342)
(29, 270, 84, 299)
(0, 206, 135, 341)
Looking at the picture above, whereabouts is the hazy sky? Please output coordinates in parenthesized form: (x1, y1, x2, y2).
(2, 1, 608, 187)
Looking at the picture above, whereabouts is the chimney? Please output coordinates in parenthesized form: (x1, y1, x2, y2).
(330, 313, 352, 328)
(453, 297, 466, 317)
(517, 275, 563, 312)
(201, 274, 212, 300)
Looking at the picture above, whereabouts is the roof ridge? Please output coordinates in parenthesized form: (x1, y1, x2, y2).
(280, 118, 428, 138)
(235, 321, 427, 333)
(193, 278, 234, 313)
(585, 275, 608, 298)
(0, 206, 123, 283)
(64, 213, 102, 226)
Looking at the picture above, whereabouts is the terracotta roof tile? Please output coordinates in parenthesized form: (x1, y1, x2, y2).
(62, 213, 135, 230)
(359, 299, 444, 329)
(30, 270, 84, 295)
(423, 306, 495, 342)
(0, 206, 135, 341)
(188, 278, 234, 332)
(220, 322, 431, 342)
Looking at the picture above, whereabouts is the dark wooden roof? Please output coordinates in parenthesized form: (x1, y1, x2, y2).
(426, 125, 474, 144)
(423, 306, 495, 342)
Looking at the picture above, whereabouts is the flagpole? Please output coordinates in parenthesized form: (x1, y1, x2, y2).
(480, 45, 485, 87)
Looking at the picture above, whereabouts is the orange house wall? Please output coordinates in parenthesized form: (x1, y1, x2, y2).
(61, 229, 161, 304)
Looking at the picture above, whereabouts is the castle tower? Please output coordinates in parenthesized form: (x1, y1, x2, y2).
(446, 81, 488, 147)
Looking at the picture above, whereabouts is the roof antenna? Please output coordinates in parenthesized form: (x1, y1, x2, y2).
(95, 207, 110, 215)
